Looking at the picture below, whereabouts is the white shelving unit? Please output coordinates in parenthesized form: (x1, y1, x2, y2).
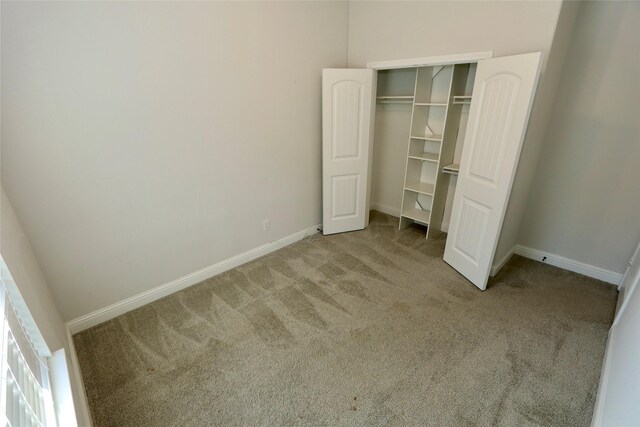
(396, 63, 478, 239)
(368, 60, 479, 240)
(399, 65, 454, 232)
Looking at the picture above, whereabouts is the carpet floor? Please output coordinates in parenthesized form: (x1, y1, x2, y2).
(74, 211, 617, 426)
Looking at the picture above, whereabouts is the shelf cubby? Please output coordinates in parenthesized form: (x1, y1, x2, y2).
(414, 66, 454, 104)
(401, 189, 432, 225)
(405, 181, 435, 196)
(405, 157, 436, 187)
(376, 68, 417, 101)
(402, 207, 431, 224)
(409, 138, 441, 157)
(410, 102, 446, 141)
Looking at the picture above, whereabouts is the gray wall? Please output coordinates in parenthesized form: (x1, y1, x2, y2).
(519, 1, 640, 273)
(347, 1, 562, 68)
(1, 1, 348, 320)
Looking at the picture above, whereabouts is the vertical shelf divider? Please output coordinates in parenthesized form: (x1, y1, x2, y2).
(399, 69, 420, 230)
(427, 64, 470, 239)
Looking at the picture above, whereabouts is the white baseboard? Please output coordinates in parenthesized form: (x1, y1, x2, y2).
(490, 246, 515, 277)
(66, 224, 321, 334)
(514, 245, 622, 286)
(441, 221, 449, 233)
(65, 326, 92, 426)
(370, 202, 400, 218)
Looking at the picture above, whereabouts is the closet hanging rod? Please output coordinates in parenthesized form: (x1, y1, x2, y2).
(442, 163, 460, 175)
(376, 96, 415, 104)
(414, 103, 447, 107)
(376, 96, 414, 99)
(453, 96, 472, 105)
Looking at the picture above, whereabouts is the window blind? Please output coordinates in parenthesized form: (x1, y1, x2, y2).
(0, 257, 56, 427)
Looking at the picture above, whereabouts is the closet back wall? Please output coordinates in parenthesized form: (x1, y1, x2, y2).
(1, 1, 348, 320)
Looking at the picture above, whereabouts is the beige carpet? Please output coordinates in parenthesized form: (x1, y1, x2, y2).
(74, 211, 617, 426)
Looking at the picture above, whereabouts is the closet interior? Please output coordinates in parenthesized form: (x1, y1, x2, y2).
(372, 63, 477, 239)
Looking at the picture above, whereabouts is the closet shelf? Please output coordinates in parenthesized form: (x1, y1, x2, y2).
(410, 135, 443, 141)
(442, 163, 460, 175)
(414, 102, 448, 107)
(453, 96, 472, 105)
(408, 152, 439, 163)
(401, 207, 431, 224)
(405, 182, 435, 196)
(377, 96, 414, 104)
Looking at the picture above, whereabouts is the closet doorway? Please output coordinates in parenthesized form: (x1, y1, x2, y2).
(322, 51, 542, 290)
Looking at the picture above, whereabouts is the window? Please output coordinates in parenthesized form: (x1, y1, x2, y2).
(0, 258, 57, 427)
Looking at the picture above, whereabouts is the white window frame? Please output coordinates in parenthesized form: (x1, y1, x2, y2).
(0, 256, 57, 427)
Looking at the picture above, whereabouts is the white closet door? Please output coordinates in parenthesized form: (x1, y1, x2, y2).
(322, 69, 376, 235)
(614, 240, 640, 318)
(592, 254, 640, 426)
(444, 52, 542, 290)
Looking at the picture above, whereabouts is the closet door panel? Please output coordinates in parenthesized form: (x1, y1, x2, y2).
(322, 69, 376, 235)
(592, 256, 640, 426)
(614, 240, 640, 322)
(444, 52, 542, 290)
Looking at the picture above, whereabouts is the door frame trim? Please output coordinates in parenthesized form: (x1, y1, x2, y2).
(367, 51, 494, 70)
